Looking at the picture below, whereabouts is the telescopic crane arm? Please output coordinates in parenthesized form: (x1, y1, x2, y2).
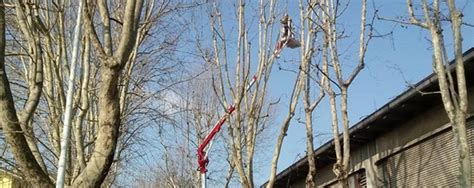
(196, 75, 257, 173)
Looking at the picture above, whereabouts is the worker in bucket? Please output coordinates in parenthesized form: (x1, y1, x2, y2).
(274, 14, 301, 57)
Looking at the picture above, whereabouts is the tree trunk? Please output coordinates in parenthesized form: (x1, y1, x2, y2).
(0, 1, 53, 186)
(267, 74, 304, 188)
(339, 88, 350, 187)
(446, 0, 471, 186)
(73, 66, 121, 187)
(423, 1, 471, 185)
(304, 108, 316, 188)
(73, 36, 90, 178)
(72, 0, 143, 186)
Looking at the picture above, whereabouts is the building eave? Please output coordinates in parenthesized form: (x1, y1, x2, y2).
(261, 47, 474, 187)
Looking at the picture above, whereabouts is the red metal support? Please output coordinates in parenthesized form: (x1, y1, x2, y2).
(197, 105, 235, 173)
(196, 75, 257, 174)
(196, 15, 297, 180)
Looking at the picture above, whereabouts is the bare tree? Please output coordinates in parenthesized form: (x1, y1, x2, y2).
(0, 0, 180, 187)
(97, 2, 209, 186)
(316, 0, 371, 186)
(400, 0, 471, 186)
(0, 0, 53, 186)
(267, 0, 370, 187)
(202, 0, 280, 187)
(168, 71, 225, 187)
(65, 1, 145, 186)
(296, 1, 326, 187)
(265, 1, 328, 187)
(266, 62, 304, 188)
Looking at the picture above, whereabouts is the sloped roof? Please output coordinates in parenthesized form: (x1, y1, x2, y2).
(261, 47, 474, 187)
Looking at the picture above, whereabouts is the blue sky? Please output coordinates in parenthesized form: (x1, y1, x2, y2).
(172, 0, 474, 186)
(256, 0, 474, 186)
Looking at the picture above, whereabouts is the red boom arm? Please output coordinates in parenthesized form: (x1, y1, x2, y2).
(196, 75, 257, 174)
(197, 105, 235, 173)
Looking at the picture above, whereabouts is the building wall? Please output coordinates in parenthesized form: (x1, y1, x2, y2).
(0, 172, 29, 188)
(312, 87, 474, 187)
(0, 175, 13, 188)
(376, 124, 466, 186)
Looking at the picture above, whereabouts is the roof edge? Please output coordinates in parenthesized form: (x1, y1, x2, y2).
(261, 47, 474, 187)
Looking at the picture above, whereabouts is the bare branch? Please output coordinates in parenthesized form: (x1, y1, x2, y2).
(406, 0, 428, 28)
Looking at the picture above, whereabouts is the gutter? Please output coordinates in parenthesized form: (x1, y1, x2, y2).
(261, 47, 474, 187)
